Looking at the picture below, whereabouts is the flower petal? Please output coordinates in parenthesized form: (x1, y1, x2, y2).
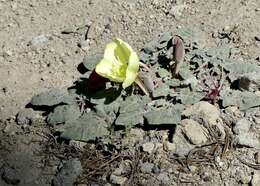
(103, 41, 117, 63)
(95, 38, 140, 89)
(95, 58, 124, 82)
(123, 51, 139, 89)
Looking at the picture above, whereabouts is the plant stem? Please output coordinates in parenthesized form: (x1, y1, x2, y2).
(134, 76, 150, 96)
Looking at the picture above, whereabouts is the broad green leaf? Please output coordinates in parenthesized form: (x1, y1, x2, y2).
(47, 104, 81, 125)
(144, 104, 184, 125)
(220, 89, 260, 110)
(115, 96, 146, 127)
(61, 112, 109, 142)
(176, 88, 206, 105)
(222, 61, 260, 75)
(153, 83, 171, 98)
(30, 88, 74, 106)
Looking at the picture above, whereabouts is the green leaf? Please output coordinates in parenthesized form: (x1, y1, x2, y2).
(157, 68, 171, 78)
(222, 61, 260, 75)
(61, 112, 109, 142)
(47, 104, 81, 125)
(90, 87, 121, 105)
(165, 79, 181, 87)
(30, 88, 74, 106)
(144, 104, 184, 125)
(176, 89, 206, 105)
(206, 45, 231, 59)
(153, 83, 171, 98)
(179, 64, 194, 80)
(220, 90, 260, 110)
(115, 96, 146, 127)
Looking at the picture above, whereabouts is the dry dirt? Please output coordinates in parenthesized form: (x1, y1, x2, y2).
(0, 0, 260, 186)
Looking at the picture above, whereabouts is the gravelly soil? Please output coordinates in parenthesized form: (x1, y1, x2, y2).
(0, 0, 260, 186)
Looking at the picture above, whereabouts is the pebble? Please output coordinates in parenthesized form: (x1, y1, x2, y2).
(109, 175, 127, 186)
(16, 108, 35, 125)
(109, 161, 131, 185)
(236, 133, 260, 149)
(157, 172, 170, 185)
(152, 164, 160, 174)
(1, 164, 20, 185)
(233, 118, 260, 149)
(225, 106, 241, 117)
(30, 35, 49, 46)
(170, 125, 195, 156)
(78, 40, 90, 51)
(233, 118, 251, 135)
(113, 161, 131, 176)
(140, 162, 154, 173)
(122, 128, 145, 147)
(69, 140, 88, 149)
(169, 4, 187, 18)
(142, 142, 155, 154)
(255, 152, 260, 164)
(181, 119, 208, 145)
(251, 171, 260, 186)
(182, 101, 225, 139)
(163, 141, 176, 152)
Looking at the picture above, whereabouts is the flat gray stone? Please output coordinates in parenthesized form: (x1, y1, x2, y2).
(181, 119, 208, 145)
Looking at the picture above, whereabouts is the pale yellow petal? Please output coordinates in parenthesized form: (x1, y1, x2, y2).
(122, 51, 139, 89)
(95, 59, 124, 82)
(103, 41, 117, 62)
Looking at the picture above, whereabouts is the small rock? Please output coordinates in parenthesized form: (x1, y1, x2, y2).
(122, 128, 145, 147)
(157, 172, 170, 185)
(78, 40, 90, 51)
(225, 106, 241, 117)
(240, 174, 252, 184)
(182, 101, 225, 139)
(109, 161, 131, 185)
(109, 175, 127, 186)
(181, 119, 208, 145)
(152, 164, 160, 174)
(169, 5, 187, 18)
(52, 158, 82, 186)
(233, 118, 260, 148)
(1, 165, 20, 185)
(254, 117, 260, 125)
(233, 118, 251, 135)
(16, 108, 35, 125)
(3, 50, 13, 57)
(69, 140, 88, 149)
(170, 125, 195, 156)
(113, 161, 131, 176)
(30, 35, 49, 46)
(141, 162, 154, 173)
(255, 152, 260, 164)
(236, 133, 260, 149)
(251, 171, 260, 186)
(164, 141, 176, 152)
(215, 156, 224, 168)
(142, 142, 155, 154)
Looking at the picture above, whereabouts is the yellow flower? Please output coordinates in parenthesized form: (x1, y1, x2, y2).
(95, 38, 139, 89)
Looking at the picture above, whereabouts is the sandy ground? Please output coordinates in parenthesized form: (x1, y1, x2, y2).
(0, 0, 259, 120)
(0, 0, 260, 186)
